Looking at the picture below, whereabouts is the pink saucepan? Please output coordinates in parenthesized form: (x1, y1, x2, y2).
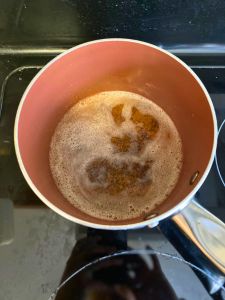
(14, 39, 225, 273)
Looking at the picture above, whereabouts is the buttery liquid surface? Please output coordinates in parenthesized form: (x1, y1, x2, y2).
(49, 91, 183, 220)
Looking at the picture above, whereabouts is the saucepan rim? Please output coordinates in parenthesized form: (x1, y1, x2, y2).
(14, 38, 218, 230)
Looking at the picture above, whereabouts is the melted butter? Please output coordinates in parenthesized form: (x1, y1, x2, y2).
(86, 158, 152, 196)
(111, 105, 159, 153)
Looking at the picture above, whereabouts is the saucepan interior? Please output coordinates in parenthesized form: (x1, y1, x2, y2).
(14, 39, 216, 228)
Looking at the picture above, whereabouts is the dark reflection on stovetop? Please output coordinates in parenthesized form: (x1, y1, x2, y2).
(50, 229, 217, 300)
(0, 63, 225, 222)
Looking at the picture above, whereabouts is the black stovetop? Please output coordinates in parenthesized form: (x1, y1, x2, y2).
(1, 1, 225, 299)
(0, 49, 225, 300)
